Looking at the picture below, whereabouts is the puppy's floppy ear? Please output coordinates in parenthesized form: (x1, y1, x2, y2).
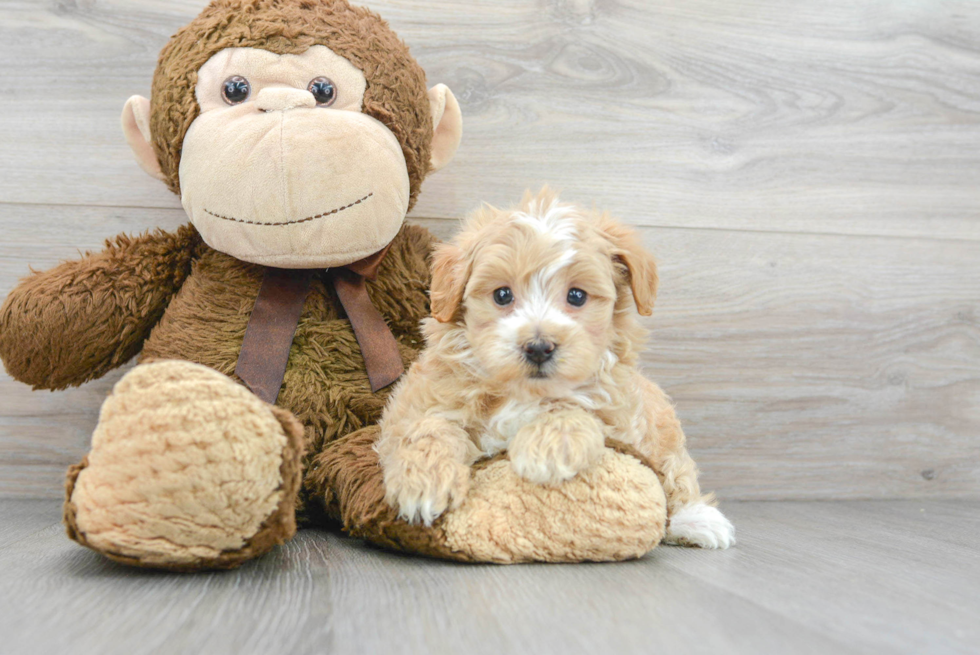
(599, 214, 659, 316)
(429, 242, 469, 322)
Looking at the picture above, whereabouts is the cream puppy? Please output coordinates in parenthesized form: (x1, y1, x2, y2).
(375, 189, 735, 549)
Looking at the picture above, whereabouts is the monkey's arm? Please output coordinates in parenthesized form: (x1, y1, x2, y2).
(0, 224, 201, 390)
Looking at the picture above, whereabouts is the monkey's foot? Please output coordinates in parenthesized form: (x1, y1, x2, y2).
(309, 427, 666, 563)
(64, 360, 304, 571)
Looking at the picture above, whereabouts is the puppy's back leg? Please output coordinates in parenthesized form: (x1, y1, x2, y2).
(637, 377, 736, 549)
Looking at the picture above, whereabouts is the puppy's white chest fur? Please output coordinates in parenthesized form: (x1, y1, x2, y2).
(482, 398, 550, 455)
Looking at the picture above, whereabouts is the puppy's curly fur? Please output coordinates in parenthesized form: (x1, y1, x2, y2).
(376, 189, 735, 548)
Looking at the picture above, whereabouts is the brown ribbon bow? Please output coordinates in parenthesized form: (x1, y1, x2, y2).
(235, 247, 404, 405)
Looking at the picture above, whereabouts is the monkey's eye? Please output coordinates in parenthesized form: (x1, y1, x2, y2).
(221, 76, 251, 105)
(493, 287, 514, 306)
(308, 77, 337, 107)
(567, 288, 588, 307)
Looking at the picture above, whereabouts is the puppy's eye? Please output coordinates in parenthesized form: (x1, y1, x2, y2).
(221, 76, 251, 105)
(567, 288, 588, 307)
(493, 287, 514, 306)
(308, 77, 337, 106)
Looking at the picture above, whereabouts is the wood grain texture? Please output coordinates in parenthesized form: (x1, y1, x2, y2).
(0, 0, 978, 500)
(0, 1, 978, 238)
(0, 500, 977, 655)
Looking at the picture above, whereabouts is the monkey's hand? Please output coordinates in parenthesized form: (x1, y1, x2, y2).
(0, 225, 199, 390)
(509, 409, 607, 485)
(377, 418, 476, 526)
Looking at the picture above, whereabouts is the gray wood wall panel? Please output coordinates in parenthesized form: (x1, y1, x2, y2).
(0, 0, 978, 499)
(2, 1, 979, 239)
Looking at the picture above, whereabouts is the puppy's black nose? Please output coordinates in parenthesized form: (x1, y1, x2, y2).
(523, 340, 556, 365)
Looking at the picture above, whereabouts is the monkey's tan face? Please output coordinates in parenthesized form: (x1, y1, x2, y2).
(178, 46, 410, 268)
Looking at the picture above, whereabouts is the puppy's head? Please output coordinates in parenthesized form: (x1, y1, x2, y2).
(430, 188, 658, 388)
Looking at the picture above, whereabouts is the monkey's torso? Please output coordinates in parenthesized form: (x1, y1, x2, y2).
(140, 223, 435, 469)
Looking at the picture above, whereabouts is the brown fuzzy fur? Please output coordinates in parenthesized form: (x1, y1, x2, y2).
(151, 0, 433, 211)
(1, 220, 432, 567)
(0, 225, 201, 390)
(308, 425, 470, 561)
(138, 223, 437, 513)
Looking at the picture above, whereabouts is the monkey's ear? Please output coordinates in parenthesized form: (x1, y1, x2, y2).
(599, 214, 659, 316)
(427, 84, 462, 172)
(429, 242, 469, 322)
(121, 95, 166, 182)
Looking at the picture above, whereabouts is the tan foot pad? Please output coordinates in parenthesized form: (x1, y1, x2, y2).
(309, 426, 666, 563)
(64, 360, 304, 571)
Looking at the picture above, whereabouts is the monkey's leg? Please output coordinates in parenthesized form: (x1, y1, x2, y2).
(309, 428, 667, 563)
(64, 360, 304, 571)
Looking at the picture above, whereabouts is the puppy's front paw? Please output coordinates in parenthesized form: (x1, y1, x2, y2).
(509, 411, 606, 485)
(665, 502, 736, 549)
(382, 457, 471, 526)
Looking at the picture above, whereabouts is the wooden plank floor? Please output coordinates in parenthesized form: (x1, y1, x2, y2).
(1, 499, 977, 655)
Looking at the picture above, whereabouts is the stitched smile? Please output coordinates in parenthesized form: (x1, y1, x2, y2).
(204, 192, 374, 227)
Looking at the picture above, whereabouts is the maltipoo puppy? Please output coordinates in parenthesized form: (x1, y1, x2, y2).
(376, 188, 735, 549)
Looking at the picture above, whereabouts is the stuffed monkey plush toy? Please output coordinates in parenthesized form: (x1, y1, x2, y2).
(0, 0, 667, 570)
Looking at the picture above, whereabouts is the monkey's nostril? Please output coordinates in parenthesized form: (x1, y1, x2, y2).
(523, 340, 556, 365)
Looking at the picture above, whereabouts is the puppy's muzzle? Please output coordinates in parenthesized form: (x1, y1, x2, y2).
(523, 339, 556, 366)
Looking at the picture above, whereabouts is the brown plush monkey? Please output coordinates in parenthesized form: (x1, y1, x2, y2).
(0, 0, 667, 570)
